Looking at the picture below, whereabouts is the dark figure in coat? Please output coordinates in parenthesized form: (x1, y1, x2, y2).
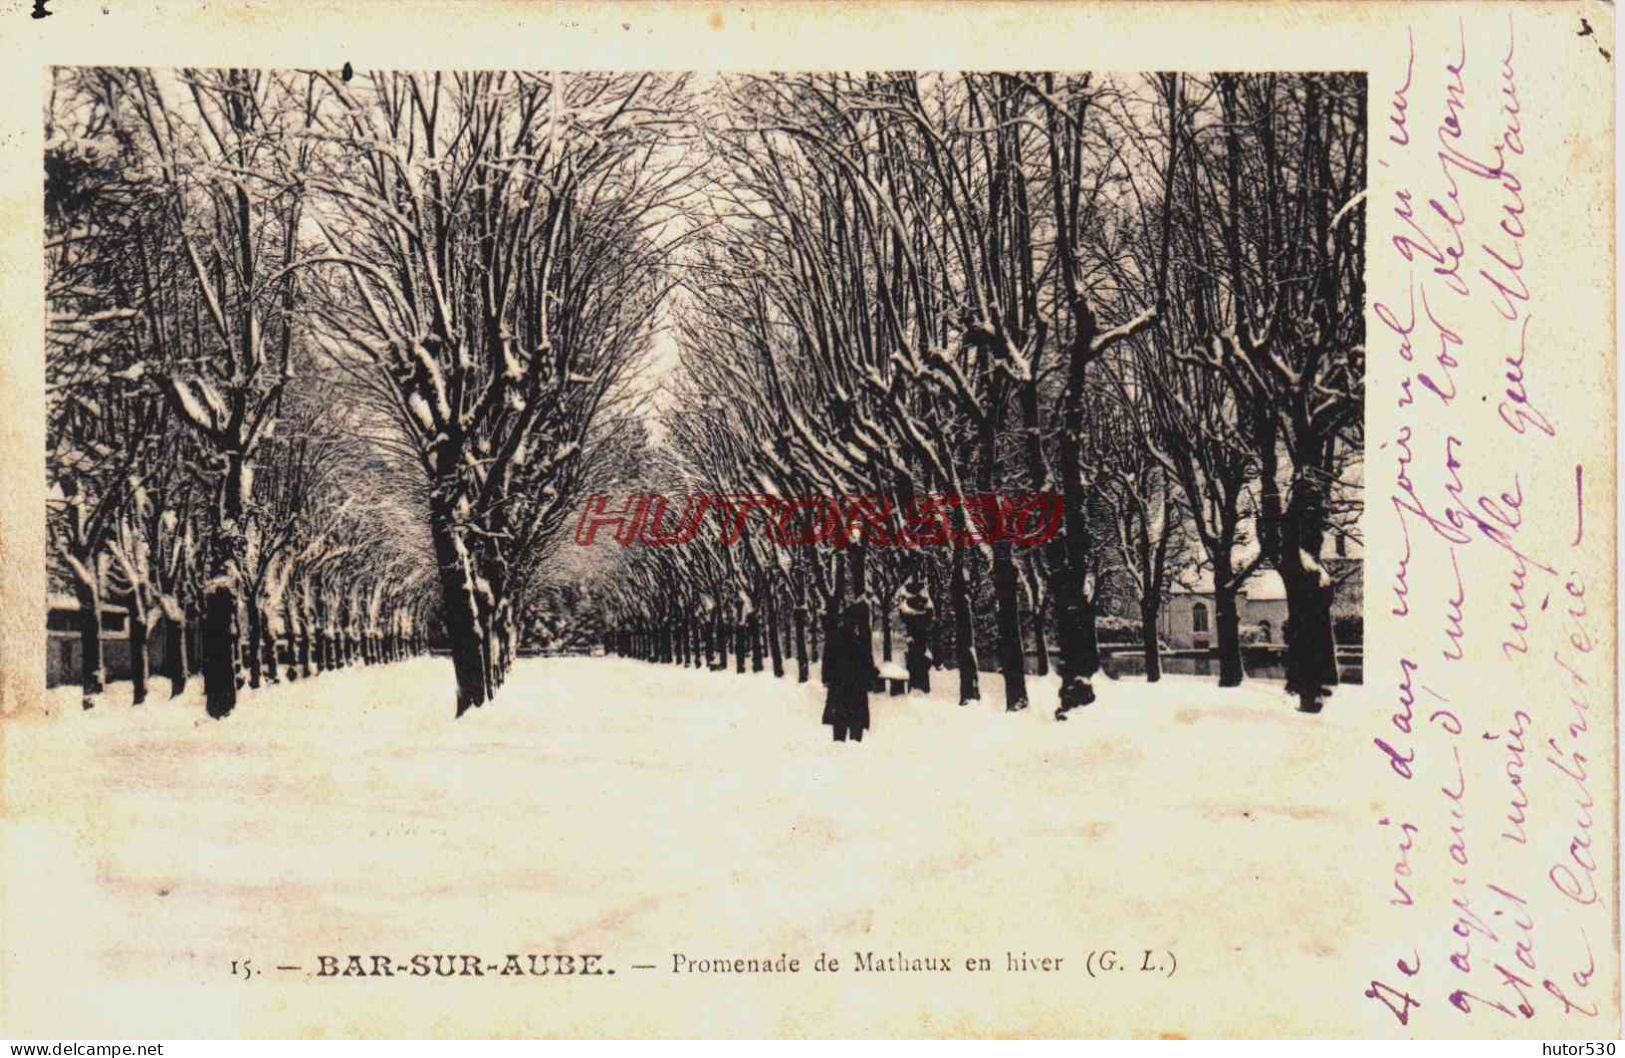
(898, 575, 934, 694)
(822, 599, 876, 742)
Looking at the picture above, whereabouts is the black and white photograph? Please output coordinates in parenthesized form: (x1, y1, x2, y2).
(41, 67, 1365, 719)
(3, 2, 1616, 1040)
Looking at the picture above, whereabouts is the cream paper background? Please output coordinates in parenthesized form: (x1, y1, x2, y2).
(0, 0, 1616, 1039)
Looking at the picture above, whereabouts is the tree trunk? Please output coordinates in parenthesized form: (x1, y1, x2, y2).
(310, 593, 327, 674)
(479, 620, 496, 698)
(992, 538, 1028, 710)
(1262, 446, 1339, 711)
(165, 612, 187, 698)
(792, 597, 809, 683)
(264, 623, 279, 683)
(245, 595, 264, 690)
(820, 559, 846, 686)
(282, 597, 300, 680)
(430, 490, 488, 718)
(1214, 574, 1244, 688)
(950, 545, 979, 705)
(1018, 380, 1051, 689)
(187, 606, 203, 676)
(1281, 515, 1339, 713)
(491, 607, 513, 688)
(1140, 598, 1162, 683)
(1080, 596, 1102, 677)
(766, 589, 784, 678)
(749, 607, 764, 672)
(1051, 307, 1101, 719)
(1032, 594, 1050, 677)
(128, 600, 148, 705)
(822, 602, 848, 722)
(824, 549, 875, 735)
(902, 607, 932, 694)
(202, 453, 245, 718)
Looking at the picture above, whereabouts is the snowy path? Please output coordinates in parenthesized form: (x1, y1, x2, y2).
(6, 658, 1379, 1037)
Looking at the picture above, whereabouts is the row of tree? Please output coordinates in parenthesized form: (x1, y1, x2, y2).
(46, 68, 1363, 720)
(596, 71, 1364, 717)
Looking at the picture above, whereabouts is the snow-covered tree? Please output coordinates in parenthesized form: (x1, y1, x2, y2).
(301, 70, 688, 717)
(1171, 73, 1365, 712)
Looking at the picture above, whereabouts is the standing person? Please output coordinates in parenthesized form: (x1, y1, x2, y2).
(898, 574, 934, 694)
(822, 599, 876, 742)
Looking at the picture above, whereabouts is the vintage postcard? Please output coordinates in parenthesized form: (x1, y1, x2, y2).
(0, 0, 1616, 1041)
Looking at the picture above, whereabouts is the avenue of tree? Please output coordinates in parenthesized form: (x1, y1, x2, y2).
(602, 72, 1364, 718)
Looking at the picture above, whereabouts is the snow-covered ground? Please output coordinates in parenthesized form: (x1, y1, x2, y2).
(6, 658, 1380, 1037)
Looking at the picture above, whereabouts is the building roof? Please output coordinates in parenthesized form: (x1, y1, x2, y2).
(1168, 568, 1287, 601)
